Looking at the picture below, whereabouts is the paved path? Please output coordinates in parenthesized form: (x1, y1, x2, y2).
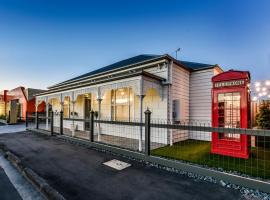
(0, 124, 43, 200)
(0, 124, 25, 134)
(0, 131, 247, 200)
(0, 155, 44, 200)
(0, 166, 22, 200)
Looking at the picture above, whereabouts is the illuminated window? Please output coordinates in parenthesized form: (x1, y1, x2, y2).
(111, 88, 133, 121)
(63, 98, 70, 118)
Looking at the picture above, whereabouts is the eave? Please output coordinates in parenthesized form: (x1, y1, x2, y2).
(36, 70, 166, 97)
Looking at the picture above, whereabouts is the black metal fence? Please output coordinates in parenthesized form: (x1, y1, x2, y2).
(26, 112, 37, 129)
(150, 123, 270, 181)
(29, 109, 270, 188)
(26, 112, 52, 133)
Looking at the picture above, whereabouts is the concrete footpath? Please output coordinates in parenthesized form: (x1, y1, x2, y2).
(0, 131, 246, 200)
(0, 124, 25, 134)
(0, 166, 22, 200)
(0, 155, 44, 200)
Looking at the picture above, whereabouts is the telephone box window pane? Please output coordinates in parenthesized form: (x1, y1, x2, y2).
(218, 92, 241, 140)
(218, 93, 224, 101)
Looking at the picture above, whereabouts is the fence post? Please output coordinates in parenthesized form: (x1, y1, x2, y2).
(89, 110, 94, 142)
(145, 108, 151, 156)
(8, 111, 10, 124)
(25, 111, 28, 128)
(50, 111, 54, 136)
(60, 111, 63, 135)
(36, 112, 39, 129)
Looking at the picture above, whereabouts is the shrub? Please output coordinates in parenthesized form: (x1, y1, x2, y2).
(0, 115, 6, 120)
(256, 101, 270, 129)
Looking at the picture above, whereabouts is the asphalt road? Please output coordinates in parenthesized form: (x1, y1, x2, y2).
(0, 167, 22, 200)
(0, 132, 245, 200)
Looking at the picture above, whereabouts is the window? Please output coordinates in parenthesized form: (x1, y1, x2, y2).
(63, 98, 70, 118)
(111, 88, 133, 121)
(218, 92, 241, 140)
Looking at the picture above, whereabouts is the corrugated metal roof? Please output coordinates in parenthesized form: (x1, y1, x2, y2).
(54, 54, 162, 87)
(51, 54, 217, 88)
(179, 60, 215, 70)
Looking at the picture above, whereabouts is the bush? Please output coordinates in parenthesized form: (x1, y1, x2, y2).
(256, 101, 270, 129)
(0, 115, 6, 120)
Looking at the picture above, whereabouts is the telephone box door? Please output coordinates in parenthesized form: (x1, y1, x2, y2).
(211, 70, 250, 159)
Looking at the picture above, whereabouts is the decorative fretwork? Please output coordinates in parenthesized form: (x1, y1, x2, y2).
(99, 79, 141, 98)
(73, 87, 98, 101)
(143, 78, 164, 99)
(36, 75, 164, 104)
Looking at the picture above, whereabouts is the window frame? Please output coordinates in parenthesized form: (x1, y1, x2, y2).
(111, 88, 132, 121)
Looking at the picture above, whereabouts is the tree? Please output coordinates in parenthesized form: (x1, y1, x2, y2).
(256, 101, 270, 129)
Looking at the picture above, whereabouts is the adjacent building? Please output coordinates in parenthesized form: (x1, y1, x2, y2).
(0, 87, 46, 123)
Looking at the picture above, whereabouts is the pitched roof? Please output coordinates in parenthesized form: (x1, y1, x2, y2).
(52, 54, 162, 88)
(50, 54, 219, 89)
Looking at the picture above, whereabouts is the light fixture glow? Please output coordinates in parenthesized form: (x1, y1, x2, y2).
(255, 82, 261, 87)
(116, 98, 128, 104)
(256, 87, 261, 92)
(262, 87, 267, 92)
(252, 96, 258, 101)
(258, 93, 263, 97)
(262, 91, 267, 96)
(265, 80, 270, 86)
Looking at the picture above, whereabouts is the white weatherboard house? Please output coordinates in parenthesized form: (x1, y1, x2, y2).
(36, 54, 223, 149)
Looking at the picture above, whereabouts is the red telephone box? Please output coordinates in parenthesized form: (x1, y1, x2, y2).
(211, 70, 251, 159)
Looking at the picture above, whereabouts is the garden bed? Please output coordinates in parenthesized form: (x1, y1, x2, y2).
(151, 139, 270, 179)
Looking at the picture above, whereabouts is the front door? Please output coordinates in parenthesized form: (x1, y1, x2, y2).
(84, 95, 91, 130)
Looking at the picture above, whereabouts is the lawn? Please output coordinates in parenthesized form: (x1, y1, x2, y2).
(151, 140, 270, 179)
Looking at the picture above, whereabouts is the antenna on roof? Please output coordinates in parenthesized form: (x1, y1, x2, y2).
(175, 48, 181, 60)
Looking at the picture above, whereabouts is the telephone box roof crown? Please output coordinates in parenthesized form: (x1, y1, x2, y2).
(212, 70, 250, 82)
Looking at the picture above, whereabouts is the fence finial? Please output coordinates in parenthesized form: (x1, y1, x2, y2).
(144, 108, 151, 114)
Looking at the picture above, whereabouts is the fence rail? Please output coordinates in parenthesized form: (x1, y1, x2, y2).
(61, 117, 270, 136)
(27, 110, 270, 193)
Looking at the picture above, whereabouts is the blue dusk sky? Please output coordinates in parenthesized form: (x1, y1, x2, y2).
(0, 0, 270, 91)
